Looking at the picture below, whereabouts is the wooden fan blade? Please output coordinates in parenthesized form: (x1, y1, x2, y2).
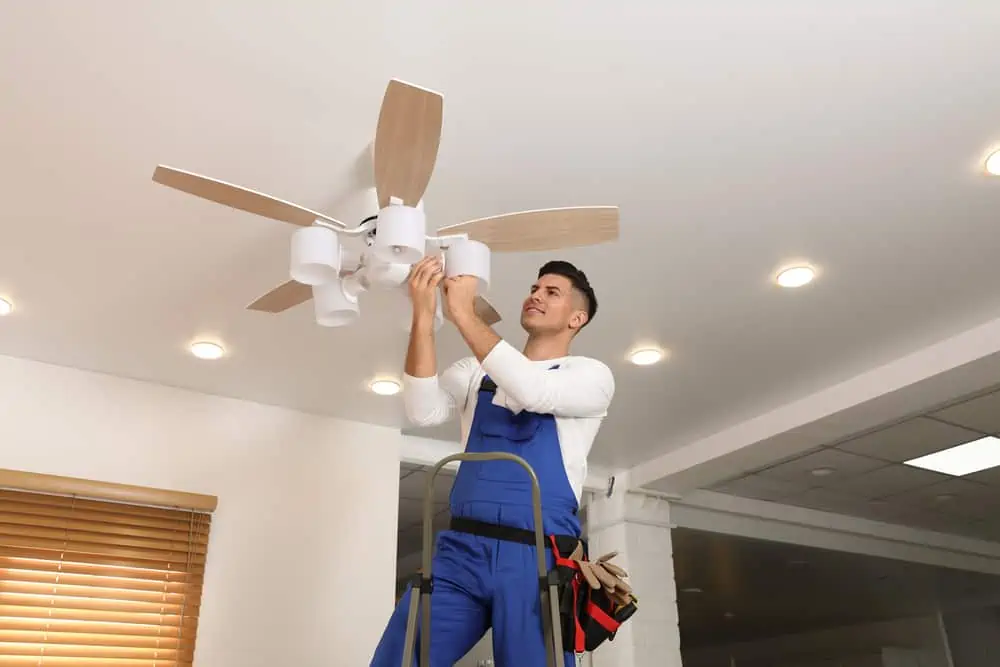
(474, 296, 502, 326)
(373, 79, 443, 208)
(153, 165, 345, 229)
(436, 206, 619, 253)
(247, 280, 313, 313)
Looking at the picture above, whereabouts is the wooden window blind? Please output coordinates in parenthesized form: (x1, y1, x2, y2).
(0, 470, 217, 666)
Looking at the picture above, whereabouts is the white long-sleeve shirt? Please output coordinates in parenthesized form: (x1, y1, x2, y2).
(402, 340, 615, 502)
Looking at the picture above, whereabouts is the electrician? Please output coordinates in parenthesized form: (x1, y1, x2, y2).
(370, 255, 615, 667)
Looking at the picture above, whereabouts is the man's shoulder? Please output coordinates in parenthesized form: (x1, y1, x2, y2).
(560, 355, 615, 389)
(560, 355, 612, 374)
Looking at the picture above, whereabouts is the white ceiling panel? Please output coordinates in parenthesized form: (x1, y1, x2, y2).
(931, 389, 1000, 435)
(756, 447, 887, 484)
(967, 464, 1000, 487)
(872, 477, 997, 521)
(821, 464, 952, 500)
(835, 417, 984, 463)
(710, 474, 813, 502)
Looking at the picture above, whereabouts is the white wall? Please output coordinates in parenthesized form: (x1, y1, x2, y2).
(0, 354, 402, 667)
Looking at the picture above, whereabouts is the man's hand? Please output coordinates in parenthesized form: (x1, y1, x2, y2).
(442, 275, 479, 323)
(408, 256, 444, 326)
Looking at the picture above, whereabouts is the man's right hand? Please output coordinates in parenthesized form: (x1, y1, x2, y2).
(408, 255, 444, 324)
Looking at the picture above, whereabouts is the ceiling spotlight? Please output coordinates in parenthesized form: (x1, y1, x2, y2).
(681, 587, 703, 594)
(628, 347, 665, 366)
(986, 149, 1000, 176)
(189, 341, 225, 360)
(810, 467, 836, 477)
(369, 378, 402, 396)
(776, 265, 816, 288)
(0, 298, 12, 316)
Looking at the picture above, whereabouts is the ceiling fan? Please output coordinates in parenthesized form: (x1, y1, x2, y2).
(151, 79, 620, 330)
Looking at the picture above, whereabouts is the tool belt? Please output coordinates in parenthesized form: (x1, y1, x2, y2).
(450, 517, 638, 654)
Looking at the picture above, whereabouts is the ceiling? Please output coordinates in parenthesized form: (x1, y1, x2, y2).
(672, 527, 1000, 648)
(710, 384, 1000, 542)
(2, 3, 1000, 472)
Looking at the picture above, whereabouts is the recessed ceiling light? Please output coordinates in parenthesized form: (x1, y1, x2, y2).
(681, 587, 703, 594)
(0, 298, 12, 316)
(986, 149, 1000, 176)
(189, 341, 225, 360)
(369, 378, 402, 396)
(628, 347, 665, 366)
(903, 436, 1000, 476)
(810, 467, 836, 477)
(775, 265, 816, 288)
(935, 493, 955, 503)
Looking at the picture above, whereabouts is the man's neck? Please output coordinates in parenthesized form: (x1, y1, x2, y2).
(522, 334, 571, 361)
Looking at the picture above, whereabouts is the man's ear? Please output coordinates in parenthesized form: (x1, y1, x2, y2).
(569, 310, 589, 331)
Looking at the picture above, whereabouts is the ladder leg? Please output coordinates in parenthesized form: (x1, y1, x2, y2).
(400, 578, 421, 667)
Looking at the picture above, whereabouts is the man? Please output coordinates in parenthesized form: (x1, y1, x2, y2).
(370, 256, 615, 667)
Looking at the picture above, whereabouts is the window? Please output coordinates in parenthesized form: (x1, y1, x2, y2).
(0, 469, 217, 666)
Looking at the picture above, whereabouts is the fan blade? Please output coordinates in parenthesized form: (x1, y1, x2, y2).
(153, 165, 345, 229)
(373, 79, 443, 208)
(436, 206, 619, 253)
(474, 296, 502, 326)
(247, 280, 313, 313)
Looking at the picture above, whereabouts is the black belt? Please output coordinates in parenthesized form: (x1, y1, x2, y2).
(450, 517, 584, 556)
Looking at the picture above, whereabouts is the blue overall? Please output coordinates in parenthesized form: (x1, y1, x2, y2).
(370, 369, 580, 667)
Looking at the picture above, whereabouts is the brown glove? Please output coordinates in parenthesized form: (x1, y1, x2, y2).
(567, 544, 635, 607)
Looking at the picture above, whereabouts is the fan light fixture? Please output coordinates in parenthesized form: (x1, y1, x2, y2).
(904, 436, 1000, 476)
(628, 347, 665, 366)
(775, 265, 816, 288)
(313, 278, 361, 328)
(190, 341, 225, 360)
(369, 378, 402, 396)
(149, 78, 621, 331)
(0, 298, 13, 316)
(986, 149, 1000, 176)
(290, 226, 342, 286)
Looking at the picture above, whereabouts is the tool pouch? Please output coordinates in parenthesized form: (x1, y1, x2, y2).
(549, 536, 639, 654)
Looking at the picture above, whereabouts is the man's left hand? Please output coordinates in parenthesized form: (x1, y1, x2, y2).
(442, 275, 479, 322)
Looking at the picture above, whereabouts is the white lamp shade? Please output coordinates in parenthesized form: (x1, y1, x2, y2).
(313, 279, 359, 327)
(291, 226, 342, 285)
(373, 204, 426, 265)
(445, 239, 490, 291)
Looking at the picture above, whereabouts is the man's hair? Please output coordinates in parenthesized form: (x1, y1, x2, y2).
(537, 260, 597, 326)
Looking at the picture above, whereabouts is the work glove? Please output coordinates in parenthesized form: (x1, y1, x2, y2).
(567, 543, 635, 607)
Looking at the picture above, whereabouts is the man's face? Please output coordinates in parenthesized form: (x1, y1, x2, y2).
(520, 273, 588, 335)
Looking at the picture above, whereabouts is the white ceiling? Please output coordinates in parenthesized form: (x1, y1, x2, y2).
(2, 3, 1000, 471)
(710, 385, 1000, 542)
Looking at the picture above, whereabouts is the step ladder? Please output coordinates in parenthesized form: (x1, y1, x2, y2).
(401, 452, 564, 667)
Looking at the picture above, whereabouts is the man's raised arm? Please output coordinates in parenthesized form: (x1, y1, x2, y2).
(402, 256, 474, 426)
